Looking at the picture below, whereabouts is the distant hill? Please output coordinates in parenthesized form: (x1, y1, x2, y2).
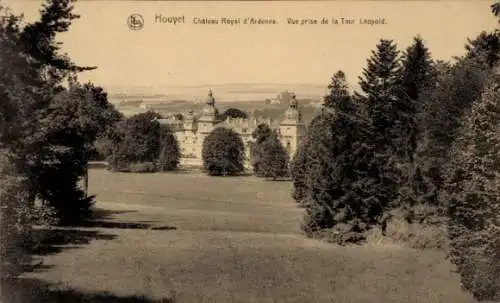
(106, 83, 328, 104)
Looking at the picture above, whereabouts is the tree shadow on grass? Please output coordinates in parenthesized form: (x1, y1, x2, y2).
(78, 207, 177, 231)
(30, 228, 117, 256)
(29, 207, 176, 258)
(1, 277, 174, 303)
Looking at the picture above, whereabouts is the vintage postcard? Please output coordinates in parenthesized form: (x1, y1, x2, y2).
(0, 0, 499, 302)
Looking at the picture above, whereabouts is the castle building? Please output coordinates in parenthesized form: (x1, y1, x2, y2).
(158, 90, 307, 167)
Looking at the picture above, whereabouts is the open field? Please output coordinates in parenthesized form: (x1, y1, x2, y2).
(8, 169, 475, 303)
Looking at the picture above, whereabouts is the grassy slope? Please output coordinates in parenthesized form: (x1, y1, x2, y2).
(20, 169, 472, 303)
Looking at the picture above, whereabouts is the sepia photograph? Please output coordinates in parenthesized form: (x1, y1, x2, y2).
(0, 0, 499, 302)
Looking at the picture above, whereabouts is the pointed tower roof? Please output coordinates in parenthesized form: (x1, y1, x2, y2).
(280, 93, 304, 126)
(199, 89, 220, 122)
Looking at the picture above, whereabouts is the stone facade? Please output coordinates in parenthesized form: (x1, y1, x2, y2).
(158, 90, 307, 166)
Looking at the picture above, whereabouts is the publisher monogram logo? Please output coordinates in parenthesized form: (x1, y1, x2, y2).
(127, 14, 144, 30)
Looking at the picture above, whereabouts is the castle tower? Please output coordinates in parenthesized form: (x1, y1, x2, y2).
(279, 93, 306, 157)
(183, 109, 196, 131)
(196, 89, 221, 158)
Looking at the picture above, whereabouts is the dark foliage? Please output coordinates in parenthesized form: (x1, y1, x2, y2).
(251, 123, 273, 144)
(465, 31, 500, 68)
(0, 2, 120, 228)
(252, 130, 289, 180)
(250, 123, 273, 175)
(104, 111, 163, 172)
(443, 77, 500, 301)
(1, 278, 174, 303)
(202, 127, 245, 176)
(393, 36, 437, 218)
(219, 108, 248, 121)
(157, 125, 181, 171)
(413, 57, 490, 216)
(355, 38, 402, 212)
(323, 70, 351, 111)
(290, 135, 311, 205)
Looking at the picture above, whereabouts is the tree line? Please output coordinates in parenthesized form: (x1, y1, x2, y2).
(0, 0, 124, 275)
(290, 6, 500, 300)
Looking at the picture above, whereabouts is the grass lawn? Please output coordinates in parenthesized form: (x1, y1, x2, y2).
(5, 168, 474, 303)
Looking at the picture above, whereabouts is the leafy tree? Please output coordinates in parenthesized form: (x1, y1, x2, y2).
(219, 108, 248, 121)
(251, 123, 272, 144)
(253, 130, 289, 180)
(414, 57, 490, 215)
(104, 111, 162, 171)
(0, 0, 110, 271)
(250, 123, 273, 175)
(202, 127, 245, 176)
(443, 76, 500, 301)
(157, 125, 180, 171)
(33, 84, 108, 224)
(0, 0, 119, 226)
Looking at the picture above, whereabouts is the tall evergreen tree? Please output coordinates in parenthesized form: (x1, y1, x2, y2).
(443, 76, 500, 301)
(354, 39, 401, 213)
(393, 36, 437, 216)
(356, 39, 400, 134)
(323, 70, 351, 111)
(299, 112, 337, 233)
(415, 57, 490, 213)
(290, 136, 311, 205)
(398, 36, 435, 107)
(254, 130, 289, 180)
(300, 98, 391, 243)
(465, 31, 500, 69)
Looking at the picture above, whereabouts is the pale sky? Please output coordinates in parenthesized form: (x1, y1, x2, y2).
(3, 0, 499, 93)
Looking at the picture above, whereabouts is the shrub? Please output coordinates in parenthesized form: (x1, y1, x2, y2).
(157, 127, 180, 172)
(0, 150, 33, 277)
(250, 123, 273, 176)
(366, 208, 448, 250)
(102, 111, 162, 172)
(202, 127, 245, 176)
(129, 162, 157, 173)
(252, 130, 289, 180)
